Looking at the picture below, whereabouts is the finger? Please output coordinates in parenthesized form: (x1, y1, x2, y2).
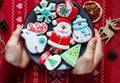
(94, 29, 103, 66)
(8, 24, 23, 44)
(20, 47, 31, 68)
(83, 37, 97, 59)
(19, 37, 24, 46)
(17, 37, 24, 49)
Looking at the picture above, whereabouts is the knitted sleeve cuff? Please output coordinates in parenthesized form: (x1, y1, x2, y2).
(70, 71, 94, 83)
(0, 57, 24, 83)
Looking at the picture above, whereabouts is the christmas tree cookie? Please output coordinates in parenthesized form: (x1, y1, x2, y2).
(60, 44, 81, 67)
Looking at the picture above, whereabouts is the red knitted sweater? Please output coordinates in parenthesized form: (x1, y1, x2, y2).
(0, 58, 94, 83)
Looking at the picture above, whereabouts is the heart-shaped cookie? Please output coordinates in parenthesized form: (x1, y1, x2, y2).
(27, 22, 48, 34)
(56, 0, 78, 20)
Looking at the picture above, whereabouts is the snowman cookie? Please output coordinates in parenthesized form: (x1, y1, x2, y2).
(72, 15, 92, 43)
(21, 22, 48, 54)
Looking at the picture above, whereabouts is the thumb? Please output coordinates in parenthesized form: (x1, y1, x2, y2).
(84, 37, 97, 58)
(8, 24, 23, 44)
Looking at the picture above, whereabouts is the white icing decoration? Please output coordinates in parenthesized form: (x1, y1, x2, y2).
(21, 29, 47, 54)
(16, 16, 22, 23)
(16, 3, 23, 9)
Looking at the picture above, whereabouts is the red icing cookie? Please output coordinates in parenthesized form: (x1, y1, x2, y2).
(56, 0, 78, 20)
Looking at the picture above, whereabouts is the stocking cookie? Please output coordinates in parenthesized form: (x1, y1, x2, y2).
(72, 15, 92, 43)
(39, 51, 51, 64)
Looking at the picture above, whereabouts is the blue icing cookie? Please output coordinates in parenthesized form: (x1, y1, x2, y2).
(34, 0, 57, 24)
(72, 15, 92, 43)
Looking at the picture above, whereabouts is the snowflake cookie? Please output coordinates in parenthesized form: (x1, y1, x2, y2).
(34, 0, 57, 24)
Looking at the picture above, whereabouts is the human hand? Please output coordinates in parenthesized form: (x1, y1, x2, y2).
(73, 29, 103, 74)
(5, 24, 30, 69)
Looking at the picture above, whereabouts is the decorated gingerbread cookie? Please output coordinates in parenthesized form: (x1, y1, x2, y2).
(47, 18, 75, 54)
(61, 44, 81, 67)
(21, 22, 48, 54)
(34, 0, 57, 24)
(39, 51, 61, 70)
(56, 0, 78, 20)
(72, 15, 92, 43)
(22, 0, 94, 70)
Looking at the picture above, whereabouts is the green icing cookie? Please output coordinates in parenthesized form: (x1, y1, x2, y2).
(47, 58, 58, 68)
(60, 44, 81, 67)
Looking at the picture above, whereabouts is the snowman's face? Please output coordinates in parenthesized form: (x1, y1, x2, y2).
(54, 22, 72, 37)
(72, 27, 92, 43)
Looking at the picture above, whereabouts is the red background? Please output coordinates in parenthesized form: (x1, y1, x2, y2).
(0, 0, 120, 83)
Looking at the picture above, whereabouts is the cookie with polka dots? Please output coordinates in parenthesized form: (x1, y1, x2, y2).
(60, 44, 81, 67)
